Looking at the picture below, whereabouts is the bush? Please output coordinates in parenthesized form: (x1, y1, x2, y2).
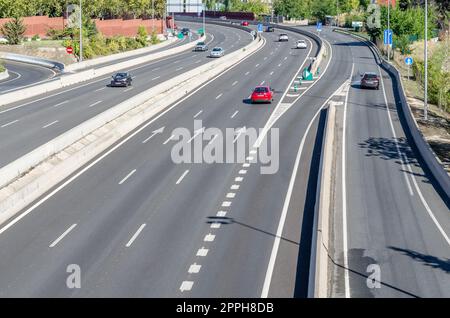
(150, 31, 160, 45)
(136, 25, 148, 47)
(31, 34, 40, 41)
(0, 17, 26, 45)
(395, 35, 413, 55)
(0, 62, 5, 72)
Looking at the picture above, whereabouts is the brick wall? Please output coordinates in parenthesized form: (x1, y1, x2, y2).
(0, 16, 163, 38)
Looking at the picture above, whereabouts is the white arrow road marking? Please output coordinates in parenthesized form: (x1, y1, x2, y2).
(142, 126, 165, 143)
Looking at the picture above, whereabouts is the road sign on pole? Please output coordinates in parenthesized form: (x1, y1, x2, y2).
(405, 57, 413, 81)
(257, 23, 263, 32)
(383, 29, 393, 45)
(66, 46, 73, 54)
(316, 22, 322, 32)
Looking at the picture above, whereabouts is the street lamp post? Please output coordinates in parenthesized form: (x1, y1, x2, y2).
(79, 0, 83, 62)
(152, 0, 155, 33)
(203, 2, 206, 37)
(387, 0, 390, 62)
(424, 0, 428, 120)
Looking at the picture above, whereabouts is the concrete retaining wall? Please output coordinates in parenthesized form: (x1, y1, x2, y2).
(0, 32, 264, 225)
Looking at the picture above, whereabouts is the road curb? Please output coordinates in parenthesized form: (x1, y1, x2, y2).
(0, 33, 264, 226)
(0, 69, 9, 81)
(333, 28, 450, 203)
(308, 104, 336, 298)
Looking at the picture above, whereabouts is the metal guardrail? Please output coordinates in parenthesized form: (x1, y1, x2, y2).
(334, 28, 450, 204)
(0, 52, 64, 71)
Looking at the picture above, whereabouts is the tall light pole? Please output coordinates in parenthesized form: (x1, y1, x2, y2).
(387, 0, 390, 62)
(79, 0, 83, 62)
(152, 0, 155, 33)
(424, 0, 428, 120)
(203, 1, 206, 38)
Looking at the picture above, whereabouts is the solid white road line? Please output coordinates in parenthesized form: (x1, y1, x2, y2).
(197, 247, 208, 256)
(88, 100, 102, 108)
(215, 93, 223, 100)
(163, 135, 175, 145)
(204, 233, 216, 242)
(176, 169, 190, 185)
(118, 169, 136, 185)
(180, 281, 194, 292)
(42, 120, 58, 128)
(49, 224, 77, 248)
(231, 110, 239, 118)
(1, 119, 19, 128)
(53, 100, 69, 107)
(193, 110, 203, 118)
(188, 263, 201, 274)
(125, 223, 146, 247)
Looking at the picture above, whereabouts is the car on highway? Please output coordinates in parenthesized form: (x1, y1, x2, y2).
(110, 72, 132, 87)
(219, 16, 227, 20)
(210, 47, 225, 58)
(296, 40, 307, 49)
(360, 72, 380, 90)
(279, 33, 289, 42)
(250, 86, 274, 103)
(265, 25, 275, 32)
(181, 27, 190, 35)
(241, 21, 249, 26)
(194, 41, 208, 51)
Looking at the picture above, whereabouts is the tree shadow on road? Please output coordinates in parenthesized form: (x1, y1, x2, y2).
(389, 246, 450, 274)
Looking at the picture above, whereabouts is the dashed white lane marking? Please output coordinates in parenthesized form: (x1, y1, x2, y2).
(215, 93, 223, 99)
(49, 224, 77, 248)
(270, 52, 274, 55)
(222, 201, 231, 207)
(255, 64, 260, 68)
(243, 163, 250, 168)
(270, 71, 274, 76)
(152, 67, 160, 71)
(207, 134, 218, 145)
(188, 263, 201, 274)
(180, 281, 194, 292)
(226, 193, 236, 198)
(211, 223, 221, 229)
(284, 56, 287, 60)
(118, 169, 136, 184)
(53, 100, 69, 107)
(204, 233, 216, 242)
(42, 120, 58, 128)
(278, 63, 282, 67)
(88, 100, 102, 108)
(176, 169, 190, 185)
(231, 110, 239, 118)
(231, 184, 240, 190)
(151, 76, 160, 81)
(95, 87, 106, 92)
(1, 119, 19, 128)
(217, 211, 227, 217)
(250, 150, 257, 154)
(124, 87, 133, 92)
(125, 223, 146, 247)
(264, 57, 267, 60)
(232, 81, 238, 86)
(176, 67, 184, 71)
(174, 60, 180, 64)
(163, 135, 175, 145)
(195, 59, 202, 63)
(245, 71, 250, 75)
(193, 110, 203, 118)
(235, 177, 243, 182)
(260, 81, 265, 85)
(246, 156, 254, 161)
(239, 170, 247, 175)
(197, 247, 209, 256)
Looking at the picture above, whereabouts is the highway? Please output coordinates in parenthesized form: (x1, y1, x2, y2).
(0, 60, 56, 93)
(0, 24, 328, 297)
(0, 22, 448, 298)
(0, 22, 251, 168)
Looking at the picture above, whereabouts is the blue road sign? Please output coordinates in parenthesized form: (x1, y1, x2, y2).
(405, 57, 413, 65)
(317, 22, 322, 31)
(257, 23, 263, 32)
(383, 29, 393, 45)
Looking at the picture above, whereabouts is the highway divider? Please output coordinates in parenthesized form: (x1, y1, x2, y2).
(0, 52, 65, 71)
(0, 33, 265, 226)
(334, 28, 450, 203)
(0, 35, 204, 108)
(308, 104, 336, 298)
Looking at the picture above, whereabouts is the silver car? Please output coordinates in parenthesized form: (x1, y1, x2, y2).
(195, 41, 208, 51)
(210, 47, 225, 58)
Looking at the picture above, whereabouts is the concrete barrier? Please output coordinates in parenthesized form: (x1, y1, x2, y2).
(0, 69, 8, 81)
(0, 52, 64, 71)
(65, 36, 176, 72)
(334, 29, 450, 203)
(0, 33, 264, 225)
(0, 35, 204, 107)
(308, 104, 336, 298)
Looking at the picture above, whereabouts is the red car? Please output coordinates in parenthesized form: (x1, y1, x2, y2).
(242, 21, 249, 26)
(251, 86, 273, 103)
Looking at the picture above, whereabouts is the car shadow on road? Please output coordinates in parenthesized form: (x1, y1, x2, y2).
(389, 246, 450, 274)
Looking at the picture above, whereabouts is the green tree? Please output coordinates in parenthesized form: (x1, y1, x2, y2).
(0, 17, 26, 44)
(136, 25, 147, 46)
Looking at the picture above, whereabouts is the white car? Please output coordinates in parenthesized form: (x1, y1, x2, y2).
(279, 33, 289, 42)
(296, 40, 307, 49)
(210, 47, 225, 58)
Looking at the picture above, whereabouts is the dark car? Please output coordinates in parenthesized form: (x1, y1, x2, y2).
(360, 72, 380, 90)
(181, 28, 190, 35)
(110, 72, 132, 87)
(265, 26, 275, 32)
